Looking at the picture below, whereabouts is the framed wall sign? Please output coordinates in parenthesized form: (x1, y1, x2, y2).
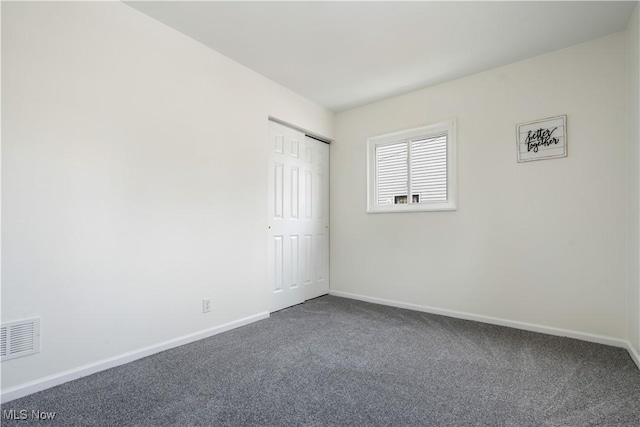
(516, 115, 567, 163)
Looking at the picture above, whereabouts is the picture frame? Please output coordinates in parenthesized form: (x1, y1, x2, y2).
(516, 115, 567, 163)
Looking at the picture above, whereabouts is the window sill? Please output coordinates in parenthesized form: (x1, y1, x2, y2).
(366, 202, 457, 213)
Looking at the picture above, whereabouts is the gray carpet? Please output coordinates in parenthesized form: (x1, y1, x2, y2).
(2, 295, 640, 426)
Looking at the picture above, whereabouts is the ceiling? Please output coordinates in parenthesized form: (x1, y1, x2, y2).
(126, 1, 637, 112)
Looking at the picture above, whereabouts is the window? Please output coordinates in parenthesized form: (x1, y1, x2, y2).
(367, 120, 456, 213)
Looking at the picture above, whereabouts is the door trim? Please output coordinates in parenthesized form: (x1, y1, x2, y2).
(268, 116, 332, 144)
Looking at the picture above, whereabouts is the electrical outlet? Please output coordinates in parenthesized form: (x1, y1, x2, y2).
(202, 298, 212, 313)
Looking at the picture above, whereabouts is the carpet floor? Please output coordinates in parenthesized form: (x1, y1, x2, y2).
(2, 295, 640, 426)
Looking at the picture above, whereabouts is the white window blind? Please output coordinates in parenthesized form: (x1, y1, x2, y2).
(376, 142, 408, 205)
(410, 133, 447, 203)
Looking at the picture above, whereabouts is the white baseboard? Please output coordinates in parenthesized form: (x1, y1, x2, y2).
(329, 290, 631, 350)
(1, 311, 270, 403)
(626, 341, 640, 370)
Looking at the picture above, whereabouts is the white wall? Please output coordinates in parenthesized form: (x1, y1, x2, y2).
(1, 2, 333, 391)
(332, 33, 628, 339)
(628, 4, 640, 355)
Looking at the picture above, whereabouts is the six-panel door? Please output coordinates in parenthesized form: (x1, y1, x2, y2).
(268, 121, 329, 313)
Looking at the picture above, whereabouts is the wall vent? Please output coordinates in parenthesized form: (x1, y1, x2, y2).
(1, 318, 41, 361)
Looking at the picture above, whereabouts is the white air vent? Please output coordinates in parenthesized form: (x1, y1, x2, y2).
(1, 318, 40, 361)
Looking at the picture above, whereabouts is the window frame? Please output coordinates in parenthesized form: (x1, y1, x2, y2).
(366, 119, 457, 213)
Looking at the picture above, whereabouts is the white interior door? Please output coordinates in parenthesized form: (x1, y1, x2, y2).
(305, 135, 330, 301)
(268, 120, 329, 312)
